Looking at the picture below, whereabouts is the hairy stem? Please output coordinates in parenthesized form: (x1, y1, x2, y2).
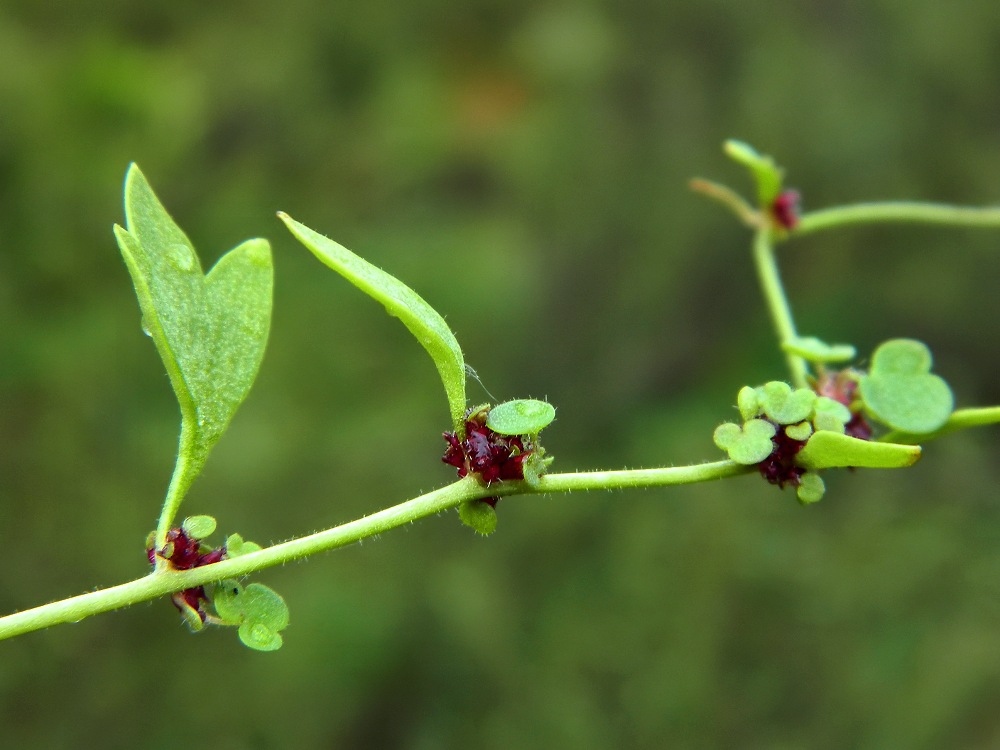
(0, 461, 747, 643)
(752, 229, 809, 388)
(794, 202, 1000, 237)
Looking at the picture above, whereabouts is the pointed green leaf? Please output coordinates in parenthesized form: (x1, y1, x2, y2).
(114, 164, 273, 512)
(278, 213, 467, 431)
(724, 139, 784, 206)
(859, 339, 953, 433)
(796, 430, 921, 470)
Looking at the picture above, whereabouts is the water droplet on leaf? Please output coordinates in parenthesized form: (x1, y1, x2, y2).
(167, 244, 195, 272)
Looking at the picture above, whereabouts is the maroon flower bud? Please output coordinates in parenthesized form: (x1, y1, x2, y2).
(771, 190, 801, 230)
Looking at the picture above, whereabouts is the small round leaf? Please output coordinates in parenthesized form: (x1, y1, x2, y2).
(486, 399, 556, 436)
(238, 622, 283, 651)
(785, 421, 813, 441)
(211, 580, 245, 625)
(459, 500, 498, 536)
(181, 515, 217, 540)
(796, 473, 825, 505)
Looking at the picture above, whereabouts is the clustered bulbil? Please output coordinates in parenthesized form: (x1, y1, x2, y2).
(815, 369, 872, 441)
(147, 527, 226, 625)
(770, 189, 801, 230)
(757, 425, 808, 488)
(442, 406, 536, 506)
(757, 369, 873, 489)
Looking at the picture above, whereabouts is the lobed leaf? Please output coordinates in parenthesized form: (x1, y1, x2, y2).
(859, 339, 953, 433)
(713, 419, 777, 465)
(114, 164, 273, 509)
(757, 381, 816, 425)
(212, 580, 290, 652)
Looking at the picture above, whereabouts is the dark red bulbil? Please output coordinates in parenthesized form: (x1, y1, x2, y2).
(443, 407, 535, 504)
(771, 190, 801, 230)
(757, 423, 808, 488)
(816, 370, 873, 442)
(147, 527, 226, 624)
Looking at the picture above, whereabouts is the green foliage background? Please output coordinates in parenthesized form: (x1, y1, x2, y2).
(2, 1, 999, 747)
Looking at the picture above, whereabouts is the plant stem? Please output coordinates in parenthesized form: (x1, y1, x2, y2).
(0, 461, 747, 643)
(751, 229, 809, 388)
(878, 406, 1000, 444)
(794, 202, 1000, 237)
(689, 178, 763, 229)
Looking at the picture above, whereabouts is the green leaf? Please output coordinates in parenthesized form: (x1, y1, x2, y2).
(279, 213, 467, 432)
(211, 580, 245, 625)
(211, 580, 290, 652)
(757, 381, 816, 425)
(224, 533, 263, 558)
(713, 419, 777, 465)
(724, 139, 784, 206)
(239, 622, 283, 652)
(859, 339, 954, 433)
(812, 396, 852, 433)
(796, 431, 922, 470)
(880, 406, 1000, 444)
(737, 386, 761, 421)
(181, 515, 217, 540)
(114, 164, 273, 515)
(458, 500, 498, 536)
(782, 336, 856, 364)
(486, 399, 556, 436)
(785, 421, 813, 441)
(796, 473, 825, 505)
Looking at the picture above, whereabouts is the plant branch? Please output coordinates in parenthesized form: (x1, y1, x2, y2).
(793, 202, 1000, 237)
(0, 461, 747, 643)
(878, 406, 1000, 444)
(689, 178, 763, 229)
(751, 229, 809, 388)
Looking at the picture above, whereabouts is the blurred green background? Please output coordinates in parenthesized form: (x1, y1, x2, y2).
(2, 1, 1000, 747)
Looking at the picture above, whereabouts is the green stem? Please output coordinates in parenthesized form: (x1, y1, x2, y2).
(153, 423, 202, 567)
(752, 229, 809, 388)
(878, 406, 1000, 444)
(0, 461, 747, 643)
(794, 202, 1000, 237)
